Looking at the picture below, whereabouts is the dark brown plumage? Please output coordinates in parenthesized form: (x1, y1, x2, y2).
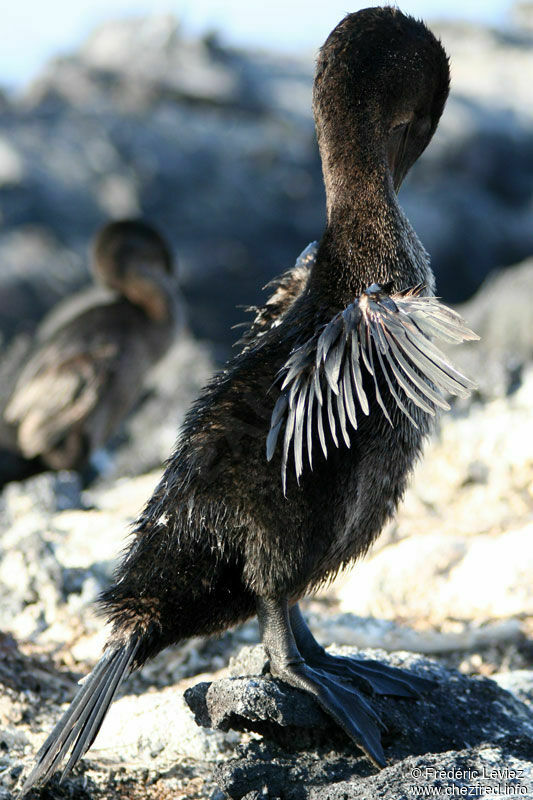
(20, 8, 478, 793)
(4, 219, 180, 473)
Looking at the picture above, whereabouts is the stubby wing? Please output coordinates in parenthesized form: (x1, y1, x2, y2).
(5, 338, 118, 458)
(236, 242, 317, 349)
(267, 284, 479, 491)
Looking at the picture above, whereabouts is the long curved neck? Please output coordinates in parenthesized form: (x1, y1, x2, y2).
(99, 263, 177, 324)
(309, 127, 432, 307)
(121, 267, 177, 324)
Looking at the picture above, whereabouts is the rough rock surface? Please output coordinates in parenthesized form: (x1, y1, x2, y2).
(185, 646, 533, 799)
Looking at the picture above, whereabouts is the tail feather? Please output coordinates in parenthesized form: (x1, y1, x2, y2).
(19, 639, 139, 797)
(61, 644, 136, 777)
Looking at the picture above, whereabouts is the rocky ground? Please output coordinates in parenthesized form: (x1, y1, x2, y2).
(1, 6, 533, 800)
(0, 357, 532, 799)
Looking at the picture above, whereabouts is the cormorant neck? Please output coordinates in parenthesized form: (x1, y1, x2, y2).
(119, 266, 177, 323)
(308, 163, 431, 307)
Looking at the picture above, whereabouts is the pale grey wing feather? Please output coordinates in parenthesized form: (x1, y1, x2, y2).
(281, 400, 297, 494)
(372, 323, 419, 429)
(326, 384, 339, 450)
(378, 325, 441, 414)
(396, 323, 475, 395)
(336, 387, 351, 448)
(350, 327, 369, 415)
(267, 285, 478, 489)
(359, 328, 374, 377)
(401, 296, 479, 344)
(317, 397, 328, 460)
(379, 307, 475, 396)
(377, 321, 447, 411)
(306, 378, 315, 470)
(313, 366, 323, 406)
(266, 394, 287, 461)
(293, 378, 309, 482)
(324, 333, 345, 394)
(343, 356, 358, 431)
(365, 322, 393, 426)
(412, 313, 468, 344)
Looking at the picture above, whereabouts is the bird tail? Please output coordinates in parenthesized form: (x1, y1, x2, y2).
(19, 637, 139, 797)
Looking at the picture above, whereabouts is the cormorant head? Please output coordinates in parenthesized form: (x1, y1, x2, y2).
(313, 6, 450, 195)
(92, 219, 175, 321)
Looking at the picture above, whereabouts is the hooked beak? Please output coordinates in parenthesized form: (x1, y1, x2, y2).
(387, 121, 412, 193)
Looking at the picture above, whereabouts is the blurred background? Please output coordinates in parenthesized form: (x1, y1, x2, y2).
(0, 1, 521, 89)
(0, 0, 532, 353)
(0, 3, 533, 798)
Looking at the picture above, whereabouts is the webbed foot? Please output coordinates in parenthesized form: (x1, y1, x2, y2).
(256, 598, 435, 770)
(268, 656, 387, 767)
(290, 603, 436, 698)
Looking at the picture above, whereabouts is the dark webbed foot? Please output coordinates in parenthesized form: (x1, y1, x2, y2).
(267, 654, 386, 767)
(258, 598, 388, 766)
(256, 599, 435, 770)
(290, 604, 435, 699)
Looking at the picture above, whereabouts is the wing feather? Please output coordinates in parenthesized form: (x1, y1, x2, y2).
(281, 399, 297, 493)
(379, 324, 446, 412)
(326, 384, 339, 449)
(317, 398, 328, 460)
(293, 378, 309, 481)
(350, 328, 369, 415)
(364, 323, 393, 426)
(336, 381, 351, 448)
(343, 356, 358, 431)
(306, 379, 315, 470)
(372, 325, 419, 429)
(267, 284, 478, 490)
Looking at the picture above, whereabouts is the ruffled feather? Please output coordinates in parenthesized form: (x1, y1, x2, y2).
(267, 284, 479, 492)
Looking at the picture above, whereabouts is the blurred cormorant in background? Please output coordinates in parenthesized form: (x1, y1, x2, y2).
(1, 219, 180, 485)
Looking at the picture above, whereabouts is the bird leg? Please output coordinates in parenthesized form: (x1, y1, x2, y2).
(256, 596, 387, 768)
(289, 603, 435, 697)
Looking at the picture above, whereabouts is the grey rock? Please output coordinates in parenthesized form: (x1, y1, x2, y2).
(0, 136, 24, 186)
(338, 522, 533, 623)
(216, 743, 533, 800)
(1, 470, 83, 522)
(493, 670, 533, 711)
(450, 258, 533, 400)
(186, 647, 533, 799)
(0, 637, 223, 800)
(91, 683, 230, 766)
